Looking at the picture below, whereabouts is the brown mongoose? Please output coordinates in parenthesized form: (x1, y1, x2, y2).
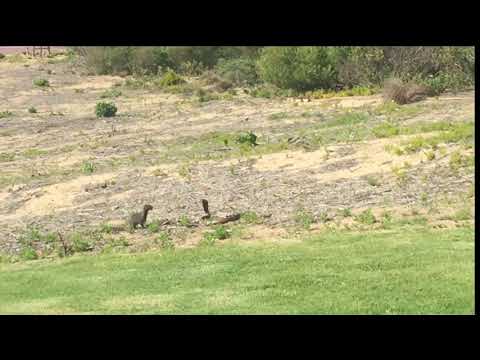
(201, 199, 211, 219)
(129, 204, 153, 229)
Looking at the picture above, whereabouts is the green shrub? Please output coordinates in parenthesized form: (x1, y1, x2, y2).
(0, 53, 5, 59)
(241, 211, 261, 224)
(20, 246, 38, 261)
(157, 232, 174, 250)
(100, 223, 114, 234)
(257, 47, 338, 91)
(28, 107, 37, 114)
(236, 132, 258, 146)
(201, 225, 230, 246)
(355, 209, 376, 225)
(215, 57, 259, 85)
(82, 161, 95, 174)
(178, 215, 191, 227)
(70, 233, 92, 252)
(295, 209, 315, 229)
(33, 78, 50, 87)
(95, 102, 117, 117)
(158, 69, 185, 87)
(0, 111, 13, 119)
(340, 208, 352, 218)
(147, 221, 161, 234)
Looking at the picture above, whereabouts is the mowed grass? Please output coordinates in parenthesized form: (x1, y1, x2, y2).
(0, 225, 474, 315)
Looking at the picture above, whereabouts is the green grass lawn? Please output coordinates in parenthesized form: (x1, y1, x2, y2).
(0, 225, 474, 314)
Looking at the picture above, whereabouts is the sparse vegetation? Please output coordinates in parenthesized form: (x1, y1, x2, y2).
(19, 246, 38, 261)
(82, 161, 95, 174)
(157, 231, 174, 250)
(70, 232, 93, 253)
(33, 78, 49, 87)
(340, 208, 352, 218)
(294, 209, 315, 230)
(178, 215, 192, 227)
(28, 106, 37, 114)
(100, 88, 122, 99)
(147, 220, 161, 234)
(449, 151, 474, 172)
(355, 209, 376, 225)
(201, 225, 231, 246)
(241, 211, 261, 225)
(0, 111, 13, 119)
(372, 122, 400, 138)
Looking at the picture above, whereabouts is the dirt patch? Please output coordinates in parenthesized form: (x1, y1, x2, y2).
(1, 173, 116, 221)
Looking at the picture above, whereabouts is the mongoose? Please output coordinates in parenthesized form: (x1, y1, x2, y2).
(201, 199, 211, 219)
(129, 204, 153, 229)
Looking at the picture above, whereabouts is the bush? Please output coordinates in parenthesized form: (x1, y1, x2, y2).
(0, 53, 5, 59)
(76, 47, 174, 76)
(338, 46, 474, 92)
(382, 78, 427, 105)
(70, 233, 93, 252)
(28, 107, 37, 114)
(0, 110, 13, 118)
(158, 232, 174, 250)
(257, 47, 338, 91)
(82, 160, 95, 174)
(355, 209, 376, 225)
(201, 225, 231, 246)
(236, 132, 258, 146)
(158, 69, 185, 87)
(95, 101, 117, 117)
(215, 57, 259, 86)
(33, 78, 50, 87)
(20, 246, 38, 261)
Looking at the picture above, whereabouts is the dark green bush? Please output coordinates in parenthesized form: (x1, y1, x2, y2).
(95, 102, 117, 117)
(257, 47, 338, 91)
(215, 57, 259, 85)
(236, 132, 258, 146)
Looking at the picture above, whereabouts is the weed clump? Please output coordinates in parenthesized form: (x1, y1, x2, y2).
(159, 69, 185, 87)
(33, 78, 50, 87)
(355, 209, 376, 225)
(236, 132, 258, 146)
(201, 225, 230, 246)
(95, 102, 117, 117)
